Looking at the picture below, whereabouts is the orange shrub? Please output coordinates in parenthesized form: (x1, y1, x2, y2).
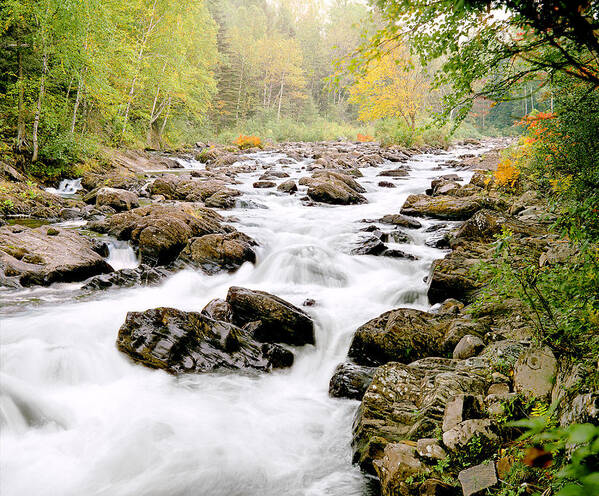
(233, 135, 262, 149)
(494, 157, 520, 188)
(357, 133, 374, 142)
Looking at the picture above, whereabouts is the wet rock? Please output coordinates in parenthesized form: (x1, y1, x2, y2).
(378, 181, 396, 188)
(253, 181, 276, 189)
(427, 243, 490, 304)
(150, 175, 240, 205)
(0, 225, 113, 286)
(116, 307, 293, 374)
(329, 362, 376, 400)
(227, 286, 315, 346)
(348, 308, 445, 366)
(204, 189, 238, 209)
(453, 335, 485, 359)
(201, 298, 233, 322)
(458, 462, 498, 496)
(96, 187, 139, 212)
(401, 194, 485, 220)
(513, 346, 557, 399)
(378, 168, 409, 178)
(59, 207, 81, 220)
(353, 357, 492, 471)
(87, 203, 230, 265)
(178, 232, 256, 273)
(419, 479, 458, 496)
(351, 236, 387, 256)
(437, 298, 464, 315)
(380, 214, 422, 229)
(373, 442, 424, 496)
(277, 180, 298, 193)
(302, 298, 316, 307)
(82, 264, 167, 290)
(305, 170, 366, 205)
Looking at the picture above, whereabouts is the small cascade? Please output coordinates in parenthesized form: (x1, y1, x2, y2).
(45, 178, 82, 197)
(106, 240, 139, 270)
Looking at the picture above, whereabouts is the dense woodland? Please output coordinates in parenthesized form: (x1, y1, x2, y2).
(0, 0, 535, 179)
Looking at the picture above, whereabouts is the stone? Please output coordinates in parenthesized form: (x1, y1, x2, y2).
(372, 443, 424, 496)
(277, 180, 298, 193)
(419, 479, 458, 496)
(116, 307, 294, 374)
(353, 357, 492, 471)
(458, 462, 498, 496)
(401, 194, 485, 220)
(201, 298, 233, 322)
(378, 181, 396, 188)
(378, 168, 409, 178)
(442, 394, 485, 432)
(442, 419, 498, 452)
(0, 225, 113, 286)
(513, 346, 557, 399)
(95, 187, 139, 212)
(328, 362, 376, 400)
(380, 214, 422, 229)
(305, 170, 367, 205)
(253, 180, 276, 188)
(453, 335, 485, 359)
(178, 232, 256, 273)
(487, 383, 510, 397)
(348, 308, 446, 366)
(437, 299, 464, 315)
(82, 264, 167, 290)
(226, 286, 315, 346)
(416, 438, 447, 460)
(86, 203, 232, 265)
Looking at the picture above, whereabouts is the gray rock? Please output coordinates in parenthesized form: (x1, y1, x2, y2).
(513, 346, 557, 399)
(443, 419, 498, 451)
(372, 443, 424, 496)
(442, 394, 485, 432)
(416, 438, 447, 460)
(458, 461, 498, 496)
(96, 187, 139, 212)
(329, 362, 376, 400)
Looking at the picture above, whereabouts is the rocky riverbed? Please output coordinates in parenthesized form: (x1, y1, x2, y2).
(4, 138, 593, 496)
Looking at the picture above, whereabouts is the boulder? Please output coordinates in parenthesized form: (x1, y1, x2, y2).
(379, 214, 422, 229)
(427, 243, 490, 304)
(453, 335, 485, 359)
(178, 232, 256, 273)
(353, 357, 492, 471)
(329, 362, 376, 400)
(226, 286, 315, 346)
(378, 181, 396, 188)
(0, 225, 112, 286)
(95, 187, 139, 212)
(117, 307, 293, 374)
(378, 168, 409, 178)
(442, 394, 485, 432)
(443, 419, 499, 452)
(458, 462, 498, 496)
(277, 180, 298, 194)
(348, 308, 446, 366)
(82, 264, 167, 290)
(87, 203, 232, 265)
(416, 438, 447, 460)
(401, 194, 484, 220)
(305, 170, 366, 205)
(513, 346, 557, 399)
(201, 298, 233, 322)
(373, 443, 424, 496)
(253, 181, 276, 189)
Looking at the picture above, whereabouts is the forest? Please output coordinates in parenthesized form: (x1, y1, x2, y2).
(0, 1, 598, 496)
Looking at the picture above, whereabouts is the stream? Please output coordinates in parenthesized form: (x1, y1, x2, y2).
(0, 144, 488, 495)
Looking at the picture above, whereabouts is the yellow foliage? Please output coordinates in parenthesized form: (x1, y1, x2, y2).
(494, 158, 520, 188)
(549, 175, 572, 194)
(348, 45, 429, 129)
(233, 135, 262, 149)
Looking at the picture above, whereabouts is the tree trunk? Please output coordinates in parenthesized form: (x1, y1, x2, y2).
(277, 75, 285, 121)
(71, 76, 83, 133)
(236, 59, 245, 122)
(16, 48, 26, 152)
(32, 49, 48, 163)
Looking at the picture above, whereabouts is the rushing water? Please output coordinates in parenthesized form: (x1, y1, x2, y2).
(45, 178, 83, 197)
(0, 144, 487, 496)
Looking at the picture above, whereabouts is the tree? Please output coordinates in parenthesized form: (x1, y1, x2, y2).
(348, 45, 429, 129)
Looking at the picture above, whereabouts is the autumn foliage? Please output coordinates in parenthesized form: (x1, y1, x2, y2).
(233, 135, 262, 149)
(357, 134, 374, 142)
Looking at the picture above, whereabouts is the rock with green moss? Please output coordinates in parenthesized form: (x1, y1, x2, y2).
(400, 193, 485, 220)
(352, 357, 492, 472)
(178, 232, 256, 273)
